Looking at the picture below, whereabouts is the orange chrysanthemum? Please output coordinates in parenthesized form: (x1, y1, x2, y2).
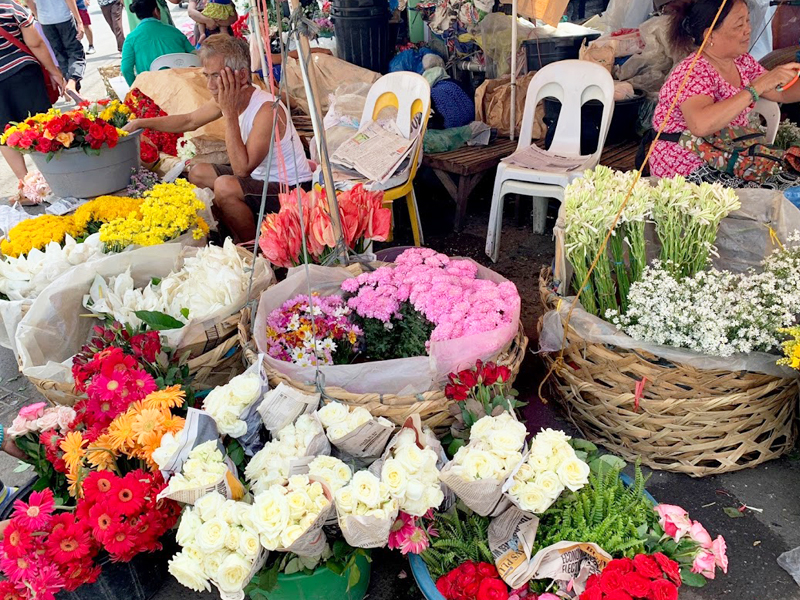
(143, 385, 185, 410)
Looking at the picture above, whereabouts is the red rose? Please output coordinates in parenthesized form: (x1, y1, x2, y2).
(63, 118, 79, 133)
(633, 555, 663, 580)
(79, 117, 93, 130)
(580, 586, 604, 600)
(6, 131, 22, 147)
(445, 383, 469, 401)
(17, 132, 34, 149)
(463, 581, 480, 599)
(457, 572, 477, 589)
(88, 122, 105, 141)
(459, 562, 478, 578)
(89, 138, 103, 150)
(648, 579, 679, 600)
(622, 572, 653, 598)
(605, 558, 634, 575)
(45, 117, 64, 136)
(459, 369, 478, 388)
(476, 563, 498, 579)
(600, 569, 626, 595)
(482, 362, 499, 385)
(605, 591, 633, 600)
(653, 553, 681, 586)
(436, 575, 454, 599)
(585, 574, 601, 590)
(476, 578, 508, 600)
(37, 137, 53, 153)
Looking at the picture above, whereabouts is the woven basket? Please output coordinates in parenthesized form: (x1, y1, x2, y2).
(538, 268, 799, 477)
(98, 64, 122, 100)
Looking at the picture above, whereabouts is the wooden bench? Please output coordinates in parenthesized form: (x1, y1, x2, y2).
(422, 137, 640, 230)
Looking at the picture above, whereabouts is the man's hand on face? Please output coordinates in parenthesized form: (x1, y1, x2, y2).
(217, 67, 243, 117)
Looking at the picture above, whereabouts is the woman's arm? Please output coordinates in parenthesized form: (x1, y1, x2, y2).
(761, 63, 800, 103)
(19, 22, 65, 93)
(124, 102, 222, 133)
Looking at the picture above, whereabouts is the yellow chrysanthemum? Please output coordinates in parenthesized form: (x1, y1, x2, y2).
(0, 214, 82, 258)
(143, 385, 185, 410)
(73, 196, 143, 231)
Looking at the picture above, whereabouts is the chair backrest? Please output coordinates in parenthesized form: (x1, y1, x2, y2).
(360, 72, 432, 183)
(752, 98, 780, 144)
(149, 52, 201, 71)
(518, 60, 615, 163)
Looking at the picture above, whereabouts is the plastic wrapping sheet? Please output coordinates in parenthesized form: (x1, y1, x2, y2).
(543, 187, 800, 378)
(253, 263, 520, 396)
(616, 16, 687, 99)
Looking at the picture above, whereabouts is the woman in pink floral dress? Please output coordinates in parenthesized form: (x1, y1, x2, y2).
(650, 0, 800, 188)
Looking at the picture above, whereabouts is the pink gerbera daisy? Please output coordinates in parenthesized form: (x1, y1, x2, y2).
(398, 525, 430, 555)
(12, 489, 55, 531)
(126, 369, 157, 399)
(0, 553, 35, 583)
(388, 512, 415, 551)
(87, 372, 127, 403)
(26, 563, 64, 600)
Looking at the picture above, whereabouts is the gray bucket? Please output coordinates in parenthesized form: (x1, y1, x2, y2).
(31, 129, 142, 198)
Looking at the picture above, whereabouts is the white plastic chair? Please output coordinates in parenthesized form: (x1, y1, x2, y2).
(359, 72, 431, 246)
(752, 98, 780, 144)
(485, 60, 615, 262)
(149, 52, 201, 71)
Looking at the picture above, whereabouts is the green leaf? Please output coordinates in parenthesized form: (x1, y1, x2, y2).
(32, 477, 49, 492)
(284, 558, 301, 575)
(333, 540, 348, 561)
(151, 277, 161, 286)
(13, 461, 32, 473)
(347, 563, 360, 590)
(570, 439, 598, 453)
(680, 568, 708, 587)
(326, 560, 345, 575)
(180, 307, 190, 319)
(134, 310, 185, 331)
(447, 438, 466, 457)
(227, 441, 245, 467)
(723, 507, 744, 518)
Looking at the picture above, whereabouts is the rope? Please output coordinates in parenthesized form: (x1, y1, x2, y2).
(537, 0, 731, 402)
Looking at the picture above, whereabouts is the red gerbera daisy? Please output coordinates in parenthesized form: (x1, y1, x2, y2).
(108, 473, 146, 518)
(62, 559, 101, 592)
(82, 471, 116, 506)
(0, 580, 24, 600)
(127, 369, 157, 398)
(46, 519, 93, 565)
(87, 371, 127, 404)
(12, 489, 54, 531)
(104, 522, 137, 559)
(0, 553, 34, 583)
(88, 503, 116, 544)
(2, 521, 31, 559)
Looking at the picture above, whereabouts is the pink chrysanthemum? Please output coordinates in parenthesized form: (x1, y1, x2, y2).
(12, 489, 55, 531)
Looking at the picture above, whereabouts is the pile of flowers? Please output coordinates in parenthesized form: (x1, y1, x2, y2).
(580, 554, 682, 600)
(98, 179, 209, 250)
(448, 413, 526, 482)
(124, 89, 181, 157)
(380, 428, 443, 516)
(507, 429, 590, 514)
(73, 196, 143, 234)
(7, 403, 75, 439)
(265, 294, 362, 366)
(259, 184, 391, 268)
(126, 167, 160, 198)
(308, 456, 353, 492)
(0, 215, 82, 258)
(245, 415, 324, 493)
(317, 401, 391, 442)
(20, 170, 51, 204)
(436, 561, 524, 600)
(653, 504, 728, 582)
(1, 103, 128, 156)
(252, 474, 331, 551)
(84, 240, 245, 329)
(335, 471, 398, 523)
(169, 492, 262, 594)
(202, 371, 261, 437)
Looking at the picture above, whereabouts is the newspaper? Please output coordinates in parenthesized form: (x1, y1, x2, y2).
(329, 415, 394, 461)
(287, 425, 333, 477)
(215, 546, 269, 600)
(489, 506, 610, 594)
(257, 382, 320, 433)
(158, 460, 246, 505)
(280, 478, 335, 557)
(235, 359, 270, 456)
(501, 145, 589, 173)
(159, 408, 222, 480)
(338, 508, 398, 549)
(331, 121, 416, 183)
(438, 460, 511, 517)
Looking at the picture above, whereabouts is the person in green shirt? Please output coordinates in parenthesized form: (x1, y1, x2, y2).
(120, 0, 195, 85)
(123, 0, 174, 32)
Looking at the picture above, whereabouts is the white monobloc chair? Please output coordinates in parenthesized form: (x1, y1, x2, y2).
(149, 52, 201, 71)
(485, 60, 615, 262)
(752, 98, 780, 144)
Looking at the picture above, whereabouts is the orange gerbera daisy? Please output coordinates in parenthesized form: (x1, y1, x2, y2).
(60, 432, 87, 471)
(143, 385, 185, 410)
(130, 408, 165, 447)
(66, 464, 82, 498)
(86, 434, 118, 471)
(161, 414, 185, 435)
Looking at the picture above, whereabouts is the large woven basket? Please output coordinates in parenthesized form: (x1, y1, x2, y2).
(538, 268, 798, 477)
(98, 64, 122, 100)
(238, 258, 528, 430)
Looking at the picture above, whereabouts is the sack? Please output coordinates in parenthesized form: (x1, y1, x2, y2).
(0, 27, 59, 104)
(678, 126, 784, 182)
(475, 72, 545, 139)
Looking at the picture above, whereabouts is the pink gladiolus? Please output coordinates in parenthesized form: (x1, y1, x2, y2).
(712, 535, 728, 573)
(691, 549, 717, 580)
(19, 402, 46, 420)
(689, 521, 713, 549)
(654, 504, 692, 542)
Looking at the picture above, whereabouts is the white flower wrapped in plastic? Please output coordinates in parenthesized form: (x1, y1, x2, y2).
(203, 371, 262, 437)
(245, 415, 327, 494)
(252, 475, 333, 554)
(335, 471, 399, 548)
(380, 428, 443, 517)
(168, 492, 265, 596)
(504, 429, 589, 514)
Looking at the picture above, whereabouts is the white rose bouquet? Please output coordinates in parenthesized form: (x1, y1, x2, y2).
(245, 414, 328, 494)
(308, 456, 353, 493)
(168, 492, 265, 596)
(252, 475, 333, 555)
(316, 401, 394, 459)
(439, 412, 527, 516)
(504, 428, 590, 514)
(380, 428, 444, 517)
(203, 370, 263, 438)
(335, 471, 399, 548)
(160, 440, 245, 503)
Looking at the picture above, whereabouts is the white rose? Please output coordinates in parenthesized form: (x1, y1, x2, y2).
(461, 448, 502, 481)
(334, 463, 353, 487)
(176, 510, 202, 547)
(405, 479, 425, 502)
(169, 551, 211, 592)
(313, 495, 329, 512)
(517, 482, 551, 514)
(527, 451, 550, 473)
(308, 481, 324, 500)
(286, 490, 311, 521)
(239, 529, 260, 558)
(347, 407, 372, 430)
(317, 402, 350, 428)
(365, 508, 387, 520)
(288, 475, 310, 489)
(217, 553, 253, 594)
(536, 428, 571, 448)
(469, 415, 495, 441)
(548, 443, 577, 470)
(153, 432, 180, 470)
(557, 457, 590, 492)
(229, 372, 261, 402)
(237, 505, 257, 531)
(488, 430, 524, 459)
(225, 526, 243, 552)
(535, 471, 564, 500)
(35, 411, 60, 432)
(335, 487, 356, 515)
(299, 514, 316, 531)
(203, 550, 227, 579)
(516, 463, 535, 483)
(309, 456, 338, 471)
(194, 493, 226, 521)
(394, 429, 417, 448)
(394, 444, 424, 474)
(424, 486, 444, 511)
(55, 406, 77, 431)
(327, 423, 350, 442)
(183, 544, 204, 564)
(197, 518, 230, 554)
(281, 524, 306, 548)
(350, 471, 382, 508)
(381, 459, 409, 498)
(253, 489, 290, 539)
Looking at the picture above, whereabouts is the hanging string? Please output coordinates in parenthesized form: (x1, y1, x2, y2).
(537, 0, 731, 402)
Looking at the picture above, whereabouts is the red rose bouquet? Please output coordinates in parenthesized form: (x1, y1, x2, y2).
(124, 88, 181, 157)
(436, 561, 513, 600)
(580, 554, 682, 600)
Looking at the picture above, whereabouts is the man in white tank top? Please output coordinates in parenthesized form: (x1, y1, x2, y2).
(123, 34, 313, 243)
